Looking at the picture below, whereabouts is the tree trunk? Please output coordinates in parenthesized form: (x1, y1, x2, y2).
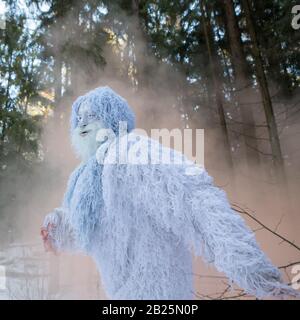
(241, 0, 285, 177)
(131, 0, 154, 90)
(223, 0, 260, 168)
(201, 1, 234, 170)
(54, 56, 62, 104)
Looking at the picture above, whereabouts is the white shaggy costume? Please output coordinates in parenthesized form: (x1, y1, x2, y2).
(42, 86, 297, 300)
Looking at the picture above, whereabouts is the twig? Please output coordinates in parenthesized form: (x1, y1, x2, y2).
(279, 261, 300, 269)
(274, 214, 285, 233)
(245, 142, 273, 157)
(232, 203, 300, 252)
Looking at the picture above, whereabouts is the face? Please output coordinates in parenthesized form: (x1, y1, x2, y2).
(71, 101, 106, 161)
(76, 101, 98, 136)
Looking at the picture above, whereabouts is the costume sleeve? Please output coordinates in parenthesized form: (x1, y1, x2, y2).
(180, 167, 298, 298)
(42, 165, 85, 254)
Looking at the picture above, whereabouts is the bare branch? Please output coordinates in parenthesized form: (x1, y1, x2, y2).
(279, 261, 300, 269)
(232, 203, 300, 252)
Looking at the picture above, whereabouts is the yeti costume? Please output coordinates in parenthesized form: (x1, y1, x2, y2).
(42, 86, 297, 300)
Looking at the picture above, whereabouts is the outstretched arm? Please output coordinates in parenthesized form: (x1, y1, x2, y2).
(180, 167, 299, 299)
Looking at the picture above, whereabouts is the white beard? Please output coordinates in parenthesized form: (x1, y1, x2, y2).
(71, 121, 105, 162)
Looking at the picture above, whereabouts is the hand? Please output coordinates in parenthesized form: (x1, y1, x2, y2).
(40, 223, 57, 254)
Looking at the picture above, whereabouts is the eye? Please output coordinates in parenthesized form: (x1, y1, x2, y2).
(77, 115, 82, 121)
(88, 113, 95, 118)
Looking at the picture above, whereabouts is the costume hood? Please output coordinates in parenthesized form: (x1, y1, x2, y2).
(70, 86, 135, 135)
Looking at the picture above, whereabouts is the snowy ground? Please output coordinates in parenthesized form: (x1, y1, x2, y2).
(0, 240, 106, 300)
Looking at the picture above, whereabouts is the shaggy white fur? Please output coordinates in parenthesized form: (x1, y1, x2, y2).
(42, 86, 299, 300)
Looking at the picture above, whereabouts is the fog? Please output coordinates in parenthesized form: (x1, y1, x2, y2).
(0, 4, 299, 300)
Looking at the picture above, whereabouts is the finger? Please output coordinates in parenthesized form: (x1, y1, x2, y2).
(41, 232, 48, 241)
(41, 230, 48, 238)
